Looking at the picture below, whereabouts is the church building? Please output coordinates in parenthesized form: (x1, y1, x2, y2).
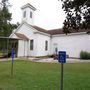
(10, 3, 90, 58)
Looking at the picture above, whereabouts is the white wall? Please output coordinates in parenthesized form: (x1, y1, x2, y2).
(51, 33, 90, 58)
(88, 34, 90, 51)
(10, 23, 38, 57)
(22, 7, 35, 25)
(28, 36, 37, 56)
(17, 23, 34, 38)
(36, 33, 51, 56)
(17, 23, 38, 56)
(10, 22, 90, 57)
(17, 40, 29, 57)
(11, 23, 51, 57)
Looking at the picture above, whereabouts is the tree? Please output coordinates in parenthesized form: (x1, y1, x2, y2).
(0, 0, 11, 36)
(61, 0, 90, 34)
(0, 0, 19, 37)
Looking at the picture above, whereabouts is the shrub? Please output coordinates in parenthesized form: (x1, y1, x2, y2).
(80, 51, 90, 59)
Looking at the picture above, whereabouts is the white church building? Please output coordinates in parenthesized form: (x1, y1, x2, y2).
(10, 3, 90, 58)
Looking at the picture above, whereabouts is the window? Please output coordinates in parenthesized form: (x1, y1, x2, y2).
(45, 41, 48, 51)
(23, 11, 26, 18)
(30, 11, 32, 18)
(30, 40, 34, 50)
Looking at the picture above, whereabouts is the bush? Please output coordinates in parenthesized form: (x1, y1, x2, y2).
(80, 51, 90, 59)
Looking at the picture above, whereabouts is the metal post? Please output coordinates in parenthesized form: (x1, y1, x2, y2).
(24, 40, 25, 57)
(7, 38, 9, 60)
(11, 57, 14, 77)
(27, 40, 29, 59)
(60, 63, 64, 90)
(11, 48, 14, 77)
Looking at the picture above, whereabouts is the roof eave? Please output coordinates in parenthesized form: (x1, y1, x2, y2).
(34, 31, 50, 36)
(21, 3, 36, 11)
(52, 32, 87, 37)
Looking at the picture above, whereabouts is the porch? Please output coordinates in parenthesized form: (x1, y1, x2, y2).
(0, 37, 18, 59)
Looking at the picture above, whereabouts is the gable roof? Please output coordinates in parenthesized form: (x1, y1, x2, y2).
(15, 33, 29, 40)
(32, 26, 49, 34)
(11, 22, 90, 38)
(21, 3, 36, 11)
(48, 29, 64, 35)
(32, 26, 64, 35)
(32, 26, 90, 35)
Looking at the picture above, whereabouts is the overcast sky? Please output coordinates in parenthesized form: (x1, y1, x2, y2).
(1, 0, 66, 29)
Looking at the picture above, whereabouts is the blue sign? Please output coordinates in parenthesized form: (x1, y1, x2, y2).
(11, 48, 14, 59)
(58, 51, 66, 63)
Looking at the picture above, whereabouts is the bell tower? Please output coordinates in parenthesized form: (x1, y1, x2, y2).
(21, 3, 36, 25)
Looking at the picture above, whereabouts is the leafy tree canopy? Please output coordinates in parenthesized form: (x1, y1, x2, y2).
(61, 0, 90, 34)
(0, 0, 19, 37)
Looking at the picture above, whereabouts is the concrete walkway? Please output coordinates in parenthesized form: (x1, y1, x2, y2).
(0, 57, 90, 63)
(29, 58, 90, 63)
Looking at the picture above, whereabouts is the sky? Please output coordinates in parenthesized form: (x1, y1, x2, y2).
(1, 0, 66, 29)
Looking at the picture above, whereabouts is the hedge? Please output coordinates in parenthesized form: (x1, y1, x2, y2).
(80, 51, 90, 59)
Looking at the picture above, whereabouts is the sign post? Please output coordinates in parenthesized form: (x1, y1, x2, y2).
(58, 51, 66, 90)
(11, 48, 14, 77)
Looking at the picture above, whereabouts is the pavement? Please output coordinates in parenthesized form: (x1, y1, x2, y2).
(29, 58, 90, 63)
(0, 57, 90, 63)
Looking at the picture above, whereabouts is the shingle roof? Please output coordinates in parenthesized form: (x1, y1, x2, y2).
(15, 33, 29, 40)
(32, 26, 49, 34)
(47, 29, 64, 35)
(32, 26, 65, 35)
(32, 26, 90, 35)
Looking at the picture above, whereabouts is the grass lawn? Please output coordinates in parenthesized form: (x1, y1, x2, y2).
(0, 60, 90, 90)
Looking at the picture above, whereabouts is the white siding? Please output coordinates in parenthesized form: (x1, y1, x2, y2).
(17, 24, 38, 56)
(10, 23, 38, 57)
(16, 24, 34, 38)
(51, 34, 90, 58)
(22, 7, 35, 25)
(28, 35, 37, 56)
(10, 22, 90, 58)
(17, 40, 29, 57)
(36, 33, 50, 56)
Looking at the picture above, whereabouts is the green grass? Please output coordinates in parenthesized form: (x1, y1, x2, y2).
(0, 60, 90, 90)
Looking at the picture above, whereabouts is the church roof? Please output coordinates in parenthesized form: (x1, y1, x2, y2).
(32, 25, 90, 35)
(21, 3, 36, 11)
(48, 29, 64, 35)
(48, 29, 90, 35)
(32, 26, 49, 34)
(14, 22, 89, 36)
(15, 33, 29, 40)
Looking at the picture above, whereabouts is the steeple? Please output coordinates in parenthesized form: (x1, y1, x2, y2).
(21, 3, 36, 25)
